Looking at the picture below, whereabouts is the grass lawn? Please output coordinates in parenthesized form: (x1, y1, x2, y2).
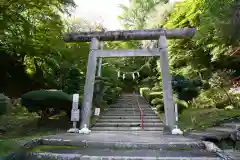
(179, 108, 240, 131)
(0, 113, 70, 157)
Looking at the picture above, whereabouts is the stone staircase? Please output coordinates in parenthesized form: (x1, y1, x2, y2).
(6, 94, 229, 160)
(92, 94, 164, 132)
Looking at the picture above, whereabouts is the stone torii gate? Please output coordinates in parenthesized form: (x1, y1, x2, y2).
(64, 28, 196, 131)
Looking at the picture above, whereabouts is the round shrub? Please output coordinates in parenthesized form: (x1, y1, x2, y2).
(148, 92, 163, 103)
(0, 94, 11, 115)
(151, 98, 163, 106)
(151, 86, 161, 92)
(175, 99, 189, 113)
(139, 87, 151, 101)
(156, 104, 164, 112)
(20, 90, 75, 117)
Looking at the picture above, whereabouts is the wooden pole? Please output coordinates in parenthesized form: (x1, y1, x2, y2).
(64, 28, 196, 42)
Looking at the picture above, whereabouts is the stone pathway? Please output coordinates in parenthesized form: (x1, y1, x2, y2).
(5, 94, 233, 160)
(11, 132, 222, 160)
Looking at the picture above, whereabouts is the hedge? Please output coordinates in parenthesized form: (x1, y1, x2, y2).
(0, 94, 11, 115)
(20, 90, 74, 115)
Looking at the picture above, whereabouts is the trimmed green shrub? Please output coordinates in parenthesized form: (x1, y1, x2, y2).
(175, 99, 189, 113)
(0, 94, 11, 115)
(148, 92, 163, 103)
(104, 87, 122, 104)
(151, 98, 163, 106)
(95, 76, 123, 105)
(20, 90, 75, 118)
(156, 104, 164, 112)
(151, 86, 161, 92)
(139, 87, 151, 101)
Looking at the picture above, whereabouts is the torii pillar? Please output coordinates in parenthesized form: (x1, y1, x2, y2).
(64, 28, 196, 131)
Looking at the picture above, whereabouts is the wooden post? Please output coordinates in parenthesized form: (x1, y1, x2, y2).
(159, 35, 176, 131)
(80, 38, 98, 129)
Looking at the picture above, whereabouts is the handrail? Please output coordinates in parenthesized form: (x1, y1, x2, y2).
(133, 91, 144, 129)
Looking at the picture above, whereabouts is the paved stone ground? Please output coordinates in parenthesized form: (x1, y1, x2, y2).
(6, 131, 224, 160)
(5, 94, 230, 160)
(41, 131, 205, 149)
(19, 135, 221, 160)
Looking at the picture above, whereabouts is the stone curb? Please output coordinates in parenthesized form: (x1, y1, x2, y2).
(40, 138, 205, 150)
(203, 141, 234, 160)
(24, 152, 221, 160)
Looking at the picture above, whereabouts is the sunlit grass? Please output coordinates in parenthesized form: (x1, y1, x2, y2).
(179, 108, 240, 131)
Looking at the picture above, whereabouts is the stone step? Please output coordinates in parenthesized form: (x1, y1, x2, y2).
(91, 131, 165, 136)
(110, 105, 151, 108)
(223, 149, 240, 159)
(108, 108, 153, 111)
(97, 119, 162, 123)
(106, 110, 154, 113)
(109, 105, 137, 108)
(116, 98, 135, 100)
(28, 132, 207, 150)
(105, 111, 155, 115)
(24, 149, 220, 160)
(185, 131, 232, 141)
(91, 126, 164, 131)
(105, 110, 155, 113)
(104, 113, 157, 116)
(107, 108, 153, 111)
(94, 122, 164, 127)
(206, 127, 237, 133)
(222, 122, 240, 129)
(100, 115, 159, 119)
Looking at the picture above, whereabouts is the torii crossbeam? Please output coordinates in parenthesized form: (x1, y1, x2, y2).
(64, 28, 196, 132)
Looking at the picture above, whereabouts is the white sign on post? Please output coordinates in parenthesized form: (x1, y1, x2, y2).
(71, 94, 79, 121)
(73, 94, 79, 102)
(175, 103, 178, 122)
(72, 102, 78, 110)
(94, 108, 100, 116)
(71, 109, 80, 121)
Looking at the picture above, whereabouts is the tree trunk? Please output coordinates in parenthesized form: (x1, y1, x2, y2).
(222, 87, 234, 106)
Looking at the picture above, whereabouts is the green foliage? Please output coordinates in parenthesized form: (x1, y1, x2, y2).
(151, 86, 161, 92)
(0, 94, 11, 115)
(20, 90, 73, 117)
(148, 92, 163, 103)
(118, 0, 166, 29)
(139, 87, 151, 101)
(191, 88, 240, 109)
(63, 65, 81, 94)
(0, 139, 20, 156)
(156, 104, 164, 112)
(151, 98, 163, 106)
(175, 99, 189, 113)
(0, 0, 92, 96)
(119, 1, 240, 131)
(179, 108, 240, 130)
(103, 81, 122, 104)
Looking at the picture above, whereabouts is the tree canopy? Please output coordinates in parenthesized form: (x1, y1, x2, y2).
(1, 0, 240, 112)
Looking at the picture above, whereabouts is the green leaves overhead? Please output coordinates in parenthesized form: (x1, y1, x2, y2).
(118, 0, 166, 29)
(0, 0, 94, 94)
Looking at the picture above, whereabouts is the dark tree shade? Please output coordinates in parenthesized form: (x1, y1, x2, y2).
(63, 65, 81, 94)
